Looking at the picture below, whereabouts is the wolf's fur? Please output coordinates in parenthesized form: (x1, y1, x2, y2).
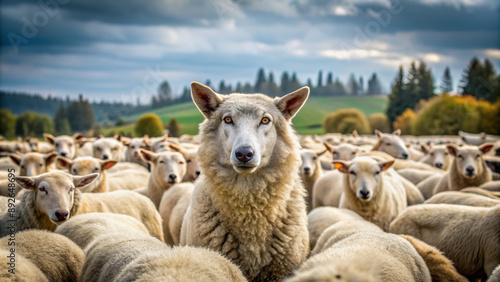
(0, 230, 85, 282)
(335, 156, 407, 231)
(299, 149, 326, 211)
(0, 171, 164, 241)
(181, 82, 309, 281)
(389, 204, 500, 280)
(159, 182, 194, 245)
(139, 149, 187, 208)
(433, 143, 493, 194)
(372, 129, 410, 160)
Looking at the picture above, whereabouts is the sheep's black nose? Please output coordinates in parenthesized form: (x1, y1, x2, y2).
(169, 174, 177, 180)
(55, 210, 69, 221)
(60, 152, 67, 157)
(401, 153, 408, 159)
(102, 155, 109, 160)
(435, 162, 443, 168)
(359, 190, 370, 199)
(195, 171, 201, 176)
(235, 147, 254, 163)
(466, 166, 475, 175)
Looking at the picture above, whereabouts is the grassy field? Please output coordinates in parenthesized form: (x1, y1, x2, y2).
(102, 95, 388, 136)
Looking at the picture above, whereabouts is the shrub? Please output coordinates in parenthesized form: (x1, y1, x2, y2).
(0, 109, 16, 138)
(167, 118, 180, 137)
(368, 113, 390, 133)
(393, 109, 416, 135)
(135, 114, 163, 137)
(323, 108, 371, 134)
(32, 115, 54, 136)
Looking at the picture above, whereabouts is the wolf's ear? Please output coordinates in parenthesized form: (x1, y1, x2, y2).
(16, 176, 37, 190)
(73, 173, 99, 188)
(191, 82, 224, 118)
(276, 87, 309, 121)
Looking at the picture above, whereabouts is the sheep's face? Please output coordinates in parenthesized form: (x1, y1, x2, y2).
(141, 150, 186, 186)
(183, 149, 201, 181)
(126, 138, 150, 159)
(15, 172, 98, 224)
(447, 144, 493, 178)
(300, 149, 324, 177)
(93, 138, 123, 161)
(9, 152, 57, 176)
(44, 134, 76, 159)
(327, 143, 359, 161)
(334, 157, 394, 201)
(27, 138, 39, 152)
(423, 145, 451, 170)
(375, 130, 410, 160)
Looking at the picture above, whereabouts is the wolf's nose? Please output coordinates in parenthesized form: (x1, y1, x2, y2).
(235, 147, 254, 163)
(55, 210, 69, 221)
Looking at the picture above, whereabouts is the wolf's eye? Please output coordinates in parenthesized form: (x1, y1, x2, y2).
(261, 117, 270, 124)
(224, 117, 233, 124)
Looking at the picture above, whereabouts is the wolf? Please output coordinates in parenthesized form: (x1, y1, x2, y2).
(181, 82, 310, 281)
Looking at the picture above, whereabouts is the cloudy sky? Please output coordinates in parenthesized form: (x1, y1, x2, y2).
(1, 0, 499, 104)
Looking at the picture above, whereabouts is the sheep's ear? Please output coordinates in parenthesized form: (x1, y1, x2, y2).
(168, 143, 183, 153)
(122, 140, 130, 146)
(393, 129, 401, 136)
(73, 173, 99, 188)
(485, 159, 500, 174)
(446, 144, 458, 157)
(323, 142, 335, 153)
(479, 143, 494, 155)
(191, 82, 224, 118)
(9, 154, 22, 166)
(143, 135, 151, 147)
(378, 160, 395, 171)
(375, 130, 382, 138)
(44, 152, 58, 166)
(161, 134, 168, 142)
(420, 144, 430, 154)
(140, 149, 158, 163)
(333, 161, 350, 173)
(44, 133, 55, 145)
(115, 134, 123, 142)
(275, 87, 309, 121)
(352, 129, 359, 137)
(25, 137, 31, 142)
(56, 157, 73, 170)
(101, 160, 117, 170)
(316, 149, 327, 157)
(16, 176, 37, 190)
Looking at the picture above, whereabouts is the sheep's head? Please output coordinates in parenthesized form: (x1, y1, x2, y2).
(334, 157, 394, 201)
(140, 150, 186, 186)
(299, 149, 326, 177)
(374, 129, 410, 160)
(447, 143, 493, 178)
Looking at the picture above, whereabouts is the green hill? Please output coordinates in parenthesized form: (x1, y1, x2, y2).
(103, 96, 388, 136)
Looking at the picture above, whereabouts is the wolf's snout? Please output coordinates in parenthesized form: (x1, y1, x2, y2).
(235, 147, 254, 163)
(55, 210, 69, 221)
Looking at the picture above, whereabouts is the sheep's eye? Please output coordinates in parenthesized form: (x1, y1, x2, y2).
(350, 171, 356, 176)
(159, 160, 164, 164)
(112, 147, 118, 151)
(333, 151, 337, 155)
(55, 143, 59, 148)
(375, 171, 380, 175)
(224, 117, 233, 124)
(458, 155, 463, 159)
(68, 144, 73, 148)
(21, 165, 25, 169)
(96, 147, 101, 151)
(313, 157, 317, 160)
(160, 144, 165, 148)
(179, 161, 184, 165)
(430, 153, 434, 156)
(386, 143, 391, 146)
(187, 160, 192, 163)
(476, 154, 480, 158)
(69, 187, 74, 193)
(94, 167, 99, 171)
(39, 187, 46, 193)
(261, 117, 270, 124)
(351, 152, 356, 155)
(73, 168, 77, 173)
(444, 152, 448, 156)
(39, 163, 43, 167)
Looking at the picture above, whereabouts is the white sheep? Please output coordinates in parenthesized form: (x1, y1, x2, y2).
(158, 182, 194, 245)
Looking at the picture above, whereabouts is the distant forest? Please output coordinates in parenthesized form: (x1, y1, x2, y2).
(0, 68, 383, 122)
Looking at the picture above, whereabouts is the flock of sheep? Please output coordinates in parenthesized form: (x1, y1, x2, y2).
(0, 87, 499, 281)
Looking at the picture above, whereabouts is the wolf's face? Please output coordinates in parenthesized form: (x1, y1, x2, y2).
(191, 82, 309, 175)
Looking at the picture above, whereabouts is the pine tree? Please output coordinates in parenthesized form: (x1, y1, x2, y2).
(348, 74, 359, 95)
(461, 57, 482, 96)
(289, 72, 301, 92)
(168, 118, 180, 137)
(158, 81, 173, 103)
(54, 103, 71, 135)
(417, 61, 435, 101)
(67, 94, 95, 132)
(317, 70, 323, 88)
(367, 73, 382, 95)
(359, 77, 364, 95)
(267, 72, 280, 96)
(254, 68, 267, 93)
(386, 66, 406, 125)
(280, 72, 291, 95)
(219, 80, 227, 94)
(440, 67, 453, 93)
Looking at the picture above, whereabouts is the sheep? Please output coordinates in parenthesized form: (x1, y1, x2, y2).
(334, 156, 407, 230)
(80, 231, 169, 282)
(311, 170, 344, 209)
(151, 134, 169, 152)
(92, 136, 125, 161)
(159, 182, 194, 245)
(181, 82, 309, 281)
(114, 246, 247, 281)
(299, 148, 326, 211)
(43, 133, 86, 158)
(425, 190, 500, 207)
(0, 249, 49, 281)
(307, 206, 364, 250)
(460, 187, 500, 199)
(459, 131, 498, 146)
(485, 156, 500, 180)
(324, 142, 360, 161)
(417, 174, 442, 199)
(481, 181, 500, 191)
(397, 168, 439, 185)
(433, 143, 494, 195)
(137, 149, 187, 208)
(55, 213, 150, 249)
(0, 171, 164, 242)
(9, 152, 58, 176)
(287, 225, 430, 282)
(419, 144, 452, 170)
(399, 234, 468, 282)
(124, 135, 151, 168)
(168, 142, 201, 182)
(56, 156, 147, 192)
(25, 136, 54, 153)
(389, 204, 500, 280)
(0, 229, 85, 282)
(371, 129, 411, 159)
(0, 140, 30, 154)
